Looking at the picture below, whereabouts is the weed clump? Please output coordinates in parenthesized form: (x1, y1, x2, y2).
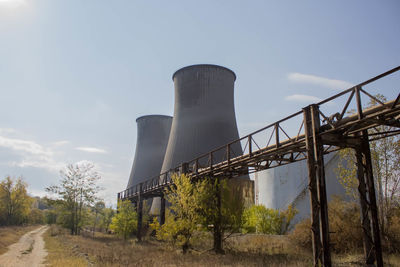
(289, 196, 363, 253)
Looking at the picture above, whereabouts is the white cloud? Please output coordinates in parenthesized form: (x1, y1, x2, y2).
(52, 140, 70, 147)
(0, 129, 64, 172)
(288, 72, 354, 91)
(0, 135, 52, 156)
(75, 147, 107, 154)
(285, 94, 322, 103)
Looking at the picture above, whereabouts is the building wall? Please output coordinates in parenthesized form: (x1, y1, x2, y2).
(255, 152, 348, 224)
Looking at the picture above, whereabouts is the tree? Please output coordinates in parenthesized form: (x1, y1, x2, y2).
(0, 177, 33, 225)
(91, 201, 105, 236)
(151, 174, 205, 253)
(100, 207, 115, 233)
(197, 177, 245, 253)
(28, 208, 45, 224)
(151, 174, 245, 253)
(46, 162, 101, 235)
(242, 204, 297, 234)
(110, 200, 137, 240)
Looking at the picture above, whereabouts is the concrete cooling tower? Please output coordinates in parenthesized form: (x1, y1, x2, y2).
(254, 152, 348, 225)
(151, 64, 249, 214)
(127, 115, 172, 189)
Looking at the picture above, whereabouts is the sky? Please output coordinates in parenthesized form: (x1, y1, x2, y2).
(0, 0, 399, 206)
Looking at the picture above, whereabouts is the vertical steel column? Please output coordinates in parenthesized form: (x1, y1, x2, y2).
(355, 130, 383, 266)
(213, 176, 223, 254)
(355, 139, 375, 264)
(180, 162, 189, 175)
(160, 194, 166, 225)
(137, 183, 143, 242)
(311, 105, 331, 267)
(303, 105, 331, 267)
(117, 193, 121, 214)
(303, 106, 321, 266)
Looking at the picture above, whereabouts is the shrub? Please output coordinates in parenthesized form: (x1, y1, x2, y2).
(289, 196, 363, 253)
(242, 205, 297, 234)
(109, 200, 137, 240)
(288, 218, 312, 250)
(328, 196, 363, 253)
(383, 210, 400, 253)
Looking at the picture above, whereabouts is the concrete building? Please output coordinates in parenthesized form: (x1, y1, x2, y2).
(255, 153, 347, 224)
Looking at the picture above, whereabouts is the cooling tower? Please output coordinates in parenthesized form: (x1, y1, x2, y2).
(151, 64, 248, 214)
(126, 115, 172, 189)
(254, 153, 349, 224)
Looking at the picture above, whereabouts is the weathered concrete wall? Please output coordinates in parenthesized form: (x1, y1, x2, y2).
(228, 178, 255, 208)
(255, 152, 348, 224)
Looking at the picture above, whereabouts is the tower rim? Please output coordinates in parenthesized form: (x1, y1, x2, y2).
(136, 114, 172, 122)
(172, 64, 236, 81)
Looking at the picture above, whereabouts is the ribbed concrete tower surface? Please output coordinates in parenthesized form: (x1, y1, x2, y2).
(127, 115, 172, 188)
(151, 64, 249, 214)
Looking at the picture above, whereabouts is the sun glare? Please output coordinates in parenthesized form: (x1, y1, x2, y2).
(0, 0, 26, 8)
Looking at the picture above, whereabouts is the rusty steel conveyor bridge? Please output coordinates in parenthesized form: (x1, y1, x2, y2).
(118, 66, 400, 267)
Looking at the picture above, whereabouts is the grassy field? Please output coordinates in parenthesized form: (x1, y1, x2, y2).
(43, 225, 89, 267)
(43, 226, 400, 267)
(0, 225, 40, 255)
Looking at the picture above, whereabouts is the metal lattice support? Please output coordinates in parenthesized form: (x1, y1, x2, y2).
(304, 105, 331, 267)
(304, 105, 322, 265)
(160, 194, 166, 225)
(137, 184, 143, 242)
(355, 130, 383, 266)
(213, 176, 223, 254)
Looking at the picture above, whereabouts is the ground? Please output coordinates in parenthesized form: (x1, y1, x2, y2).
(1, 225, 399, 266)
(0, 225, 48, 267)
(40, 227, 400, 267)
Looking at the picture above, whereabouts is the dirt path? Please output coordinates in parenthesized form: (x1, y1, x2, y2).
(0, 225, 49, 267)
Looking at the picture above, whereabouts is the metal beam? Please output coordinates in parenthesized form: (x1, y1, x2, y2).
(303, 105, 323, 266)
(311, 105, 331, 267)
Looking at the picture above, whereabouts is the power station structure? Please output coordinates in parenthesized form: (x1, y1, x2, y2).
(255, 153, 347, 224)
(150, 64, 250, 214)
(119, 65, 400, 267)
(126, 115, 172, 191)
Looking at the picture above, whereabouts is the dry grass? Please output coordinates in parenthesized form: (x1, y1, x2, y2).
(0, 225, 40, 255)
(44, 226, 400, 266)
(43, 225, 89, 267)
(45, 229, 311, 266)
(333, 253, 400, 267)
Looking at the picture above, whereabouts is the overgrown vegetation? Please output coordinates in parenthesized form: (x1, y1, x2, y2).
(43, 225, 88, 267)
(150, 174, 213, 253)
(0, 176, 46, 226)
(150, 174, 249, 253)
(110, 199, 137, 240)
(242, 204, 297, 234)
(44, 224, 313, 266)
(289, 196, 400, 255)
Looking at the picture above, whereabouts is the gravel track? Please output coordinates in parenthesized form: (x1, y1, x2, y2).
(0, 225, 49, 267)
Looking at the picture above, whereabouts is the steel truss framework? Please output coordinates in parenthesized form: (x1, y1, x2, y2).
(119, 66, 400, 266)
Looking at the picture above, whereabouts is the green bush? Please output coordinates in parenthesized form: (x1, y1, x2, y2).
(110, 200, 137, 240)
(242, 205, 297, 234)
